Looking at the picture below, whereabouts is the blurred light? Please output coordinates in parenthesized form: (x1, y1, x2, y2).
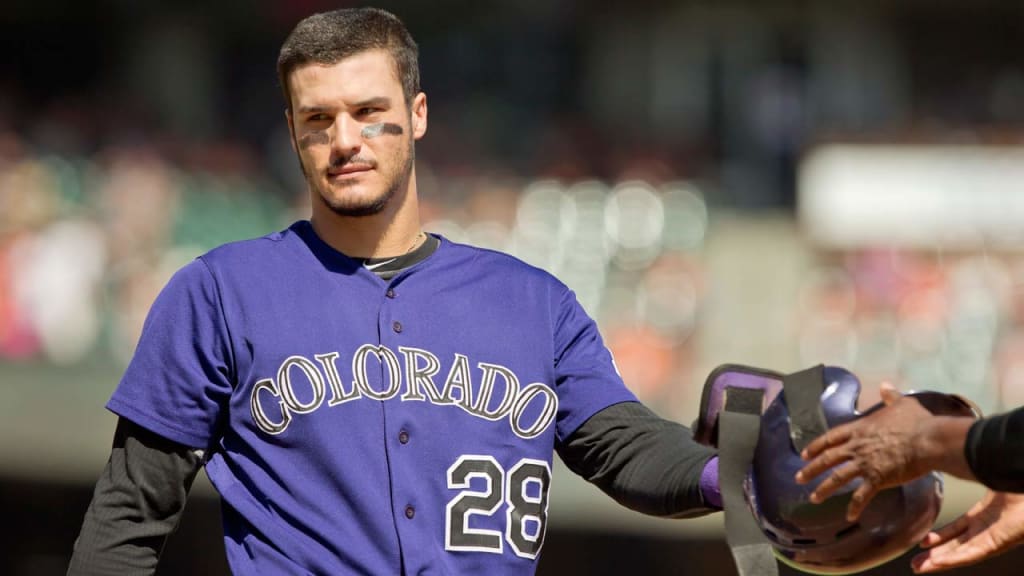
(660, 182, 708, 251)
(424, 219, 467, 244)
(605, 324, 676, 400)
(639, 264, 700, 344)
(599, 274, 642, 328)
(945, 260, 1002, 354)
(464, 220, 510, 252)
(0, 158, 62, 230)
(516, 180, 576, 244)
(897, 286, 948, 354)
(797, 266, 857, 325)
(853, 316, 903, 375)
(996, 330, 1024, 409)
(14, 219, 106, 364)
(799, 144, 1024, 250)
(948, 256, 1012, 312)
(511, 180, 578, 273)
(41, 154, 85, 209)
(559, 266, 606, 317)
(605, 181, 664, 270)
(605, 181, 664, 249)
(507, 229, 564, 273)
(563, 180, 614, 267)
(904, 357, 954, 395)
(799, 320, 858, 367)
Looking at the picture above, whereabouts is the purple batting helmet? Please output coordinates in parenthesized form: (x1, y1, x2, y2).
(695, 364, 979, 575)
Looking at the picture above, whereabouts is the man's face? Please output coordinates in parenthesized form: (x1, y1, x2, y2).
(287, 50, 427, 217)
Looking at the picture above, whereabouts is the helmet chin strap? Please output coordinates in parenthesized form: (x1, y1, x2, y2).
(719, 385, 779, 576)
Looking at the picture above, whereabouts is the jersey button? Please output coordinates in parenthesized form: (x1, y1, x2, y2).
(386, 289, 396, 298)
(405, 506, 415, 519)
(399, 430, 409, 444)
(393, 321, 403, 333)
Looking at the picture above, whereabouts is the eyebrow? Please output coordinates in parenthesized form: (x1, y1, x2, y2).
(351, 97, 392, 109)
(296, 97, 393, 116)
(296, 105, 334, 115)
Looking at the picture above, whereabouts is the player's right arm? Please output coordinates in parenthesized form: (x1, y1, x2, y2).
(68, 257, 233, 574)
(67, 416, 202, 575)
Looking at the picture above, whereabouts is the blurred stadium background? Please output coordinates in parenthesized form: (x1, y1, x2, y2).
(4, 0, 1024, 574)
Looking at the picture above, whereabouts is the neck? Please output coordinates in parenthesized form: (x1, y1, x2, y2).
(309, 177, 423, 259)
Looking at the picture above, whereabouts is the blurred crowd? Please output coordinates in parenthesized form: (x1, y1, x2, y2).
(5, 0, 1024, 418)
(6, 121, 1024, 418)
(0, 125, 713, 419)
(798, 248, 1024, 414)
(0, 134, 291, 365)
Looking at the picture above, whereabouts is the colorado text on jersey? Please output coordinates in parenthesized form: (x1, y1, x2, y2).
(249, 344, 558, 439)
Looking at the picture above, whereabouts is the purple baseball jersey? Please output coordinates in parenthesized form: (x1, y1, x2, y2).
(107, 220, 637, 575)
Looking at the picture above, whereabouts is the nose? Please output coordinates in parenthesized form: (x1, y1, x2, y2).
(331, 115, 362, 158)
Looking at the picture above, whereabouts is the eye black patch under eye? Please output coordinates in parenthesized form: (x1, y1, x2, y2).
(298, 131, 330, 149)
(361, 123, 404, 139)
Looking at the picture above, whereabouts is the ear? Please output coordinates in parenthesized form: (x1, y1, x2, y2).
(411, 92, 428, 140)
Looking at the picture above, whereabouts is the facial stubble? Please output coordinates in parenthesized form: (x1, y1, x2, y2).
(296, 121, 414, 218)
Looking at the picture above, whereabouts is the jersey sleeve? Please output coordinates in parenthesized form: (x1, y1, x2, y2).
(551, 286, 638, 442)
(964, 406, 1024, 493)
(106, 257, 234, 449)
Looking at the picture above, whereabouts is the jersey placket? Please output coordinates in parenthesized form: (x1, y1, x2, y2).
(376, 282, 420, 571)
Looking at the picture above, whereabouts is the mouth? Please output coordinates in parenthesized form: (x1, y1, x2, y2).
(327, 164, 374, 179)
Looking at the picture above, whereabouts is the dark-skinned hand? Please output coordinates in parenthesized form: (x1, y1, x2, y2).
(794, 383, 973, 521)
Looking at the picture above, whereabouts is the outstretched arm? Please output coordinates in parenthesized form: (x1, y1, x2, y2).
(557, 401, 720, 518)
(67, 417, 203, 575)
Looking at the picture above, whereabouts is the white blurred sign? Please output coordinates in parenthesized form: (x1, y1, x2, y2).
(798, 144, 1024, 249)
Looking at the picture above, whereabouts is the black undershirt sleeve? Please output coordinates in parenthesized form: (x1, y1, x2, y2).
(964, 406, 1024, 493)
(557, 401, 718, 519)
(67, 417, 203, 576)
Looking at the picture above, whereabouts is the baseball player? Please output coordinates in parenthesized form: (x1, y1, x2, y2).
(67, 8, 722, 575)
(796, 383, 1024, 573)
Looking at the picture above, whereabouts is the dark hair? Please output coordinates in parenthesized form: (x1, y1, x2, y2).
(277, 7, 420, 111)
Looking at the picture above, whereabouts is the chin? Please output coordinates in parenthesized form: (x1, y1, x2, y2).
(318, 189, 391, 218)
